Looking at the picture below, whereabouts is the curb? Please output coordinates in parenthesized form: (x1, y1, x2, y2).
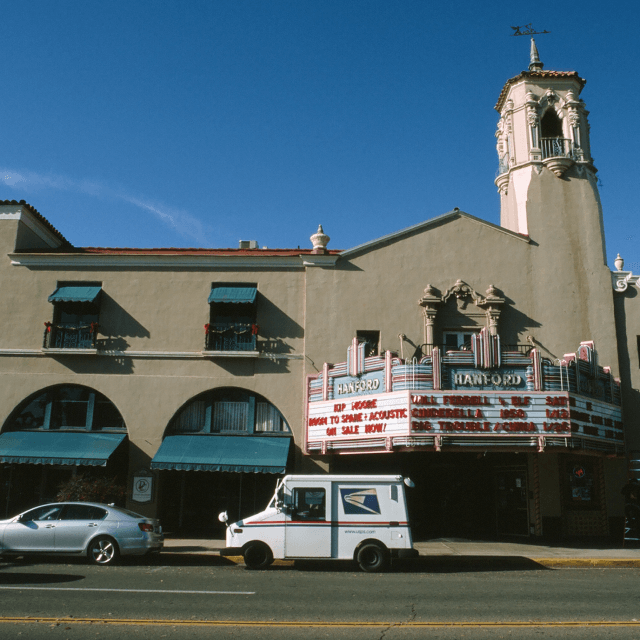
(533, 558, 640, 568)
(157, 551, 640, 569)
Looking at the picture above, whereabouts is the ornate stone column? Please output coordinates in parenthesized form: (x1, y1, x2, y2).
(418, 284, 441, 355)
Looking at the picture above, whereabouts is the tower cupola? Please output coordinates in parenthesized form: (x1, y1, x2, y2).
(494, 39, 597, 236)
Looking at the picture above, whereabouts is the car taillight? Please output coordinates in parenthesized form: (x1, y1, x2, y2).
(139, 523, 154, 532)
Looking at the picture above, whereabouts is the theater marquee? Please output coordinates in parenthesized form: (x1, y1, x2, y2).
(305, 332, 623, 455)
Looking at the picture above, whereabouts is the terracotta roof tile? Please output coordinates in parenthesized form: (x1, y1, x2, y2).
(495, 70, 586, 112)
(1, 199, 71, 246)
(3, 201, 341, 255)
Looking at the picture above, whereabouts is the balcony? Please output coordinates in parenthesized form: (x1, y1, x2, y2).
(540, 138, 575, 176)
(43, 322, 98, 351)
(204, 322, 258, 355)
(423, 343, 533, 357)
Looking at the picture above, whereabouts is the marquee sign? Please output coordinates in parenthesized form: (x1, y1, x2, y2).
(305, 332, 623, 455)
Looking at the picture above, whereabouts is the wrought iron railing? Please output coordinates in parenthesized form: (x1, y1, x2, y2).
(541, 137, 573, 160)
(424, 343, 533, 356)
(204, 322, 257, 352)
(43, 322, 98, 349)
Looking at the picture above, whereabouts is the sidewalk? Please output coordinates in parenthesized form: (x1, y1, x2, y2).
(161, 537, 640, 568)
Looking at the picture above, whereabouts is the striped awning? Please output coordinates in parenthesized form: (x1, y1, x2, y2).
(208, 287, 257, 304)
(0, 431, 126, 466)
(150, 435, 290, 473)
(48, 286, 102, 304)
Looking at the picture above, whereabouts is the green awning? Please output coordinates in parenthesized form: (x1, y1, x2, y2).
(150, 435, 290, 473)
(208, 287, 257, 304)
(48, 285, 102, 304)
(0, 431, 126, 466)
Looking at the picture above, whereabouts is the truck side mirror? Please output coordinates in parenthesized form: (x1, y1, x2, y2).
(218, 511, 229, 524)
(404, 477, 415, 488)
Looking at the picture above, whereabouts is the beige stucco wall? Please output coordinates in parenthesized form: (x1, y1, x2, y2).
(0, 217, 310, 471)
(303, 209, 619, 380)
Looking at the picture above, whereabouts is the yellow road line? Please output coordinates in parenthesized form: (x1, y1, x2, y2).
(1, 617, 640, 628)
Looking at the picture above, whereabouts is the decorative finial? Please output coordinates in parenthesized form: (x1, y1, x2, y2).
(614, 254, 624, 271)
(310, 224, 330, 254)
(529, 38, 544, 71)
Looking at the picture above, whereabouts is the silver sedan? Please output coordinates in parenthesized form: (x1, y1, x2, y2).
(0, 502, 163, 565)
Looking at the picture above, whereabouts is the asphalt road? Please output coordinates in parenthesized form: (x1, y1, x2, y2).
(0, 555, 639, 639)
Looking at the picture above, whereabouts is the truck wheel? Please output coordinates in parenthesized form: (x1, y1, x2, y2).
(243, 542, 273, 570)
(357, 543, 389, 572)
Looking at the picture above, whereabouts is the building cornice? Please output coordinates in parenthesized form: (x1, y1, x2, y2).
(8, 252, 339, 269)
(612, 270, 640, 292)
(0, 348, 304, 360)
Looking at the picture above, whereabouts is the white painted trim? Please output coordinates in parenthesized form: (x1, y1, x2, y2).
(0, 348, 302, 360)
(612, 270, 640, 292)
(42, 348, 98, 355)
(9, 253, 319, 269)
(301, 255, 339, 267)
(0, 206, 65, 248)
(201, 350, 260, 359)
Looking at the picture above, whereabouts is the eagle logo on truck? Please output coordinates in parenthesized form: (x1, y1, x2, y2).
(340, 488, 381, 515)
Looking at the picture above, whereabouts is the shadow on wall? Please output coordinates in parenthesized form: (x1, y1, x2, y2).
(614, 288, 640, 450)
(257, 295, 303, 346)
(48, 293, 150, 374)
(499, 297, 542, 345)
(97, 292, 151, 341)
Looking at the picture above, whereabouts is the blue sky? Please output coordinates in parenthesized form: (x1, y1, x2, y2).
(2, 1, 639, 269)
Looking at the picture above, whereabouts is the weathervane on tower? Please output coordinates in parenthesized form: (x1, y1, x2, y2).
(510, 23, 550, 36)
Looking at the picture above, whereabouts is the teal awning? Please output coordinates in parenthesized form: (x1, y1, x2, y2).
(208, 287, 257, 304)
(48, 285, 102, 304)
(0, 431, 126, 466)
(150, 435, 290, 473)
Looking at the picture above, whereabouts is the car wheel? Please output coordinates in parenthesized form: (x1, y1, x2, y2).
(243, 542, 273, 570)
(357, 543, 389, 573)
(88, 536, 119, 566)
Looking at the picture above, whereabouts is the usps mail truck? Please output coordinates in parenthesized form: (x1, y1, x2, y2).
(219, 474, 418, 571)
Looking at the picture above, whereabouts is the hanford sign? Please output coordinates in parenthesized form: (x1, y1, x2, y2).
(305, 331, 623, 455)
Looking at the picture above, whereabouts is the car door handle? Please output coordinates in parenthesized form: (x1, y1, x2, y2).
(87, 523, 98, 527)
(44, 524, 56, 528)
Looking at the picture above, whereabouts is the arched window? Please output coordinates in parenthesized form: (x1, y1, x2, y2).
(4, 385, 126, 432)
(168, 388, 290, 435)
(541, 109, 563, 138)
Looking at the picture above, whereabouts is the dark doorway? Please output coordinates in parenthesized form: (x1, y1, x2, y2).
(158, 471, 281, 537)
(330, 452, 499, 540)
(495, 467, 530, 536)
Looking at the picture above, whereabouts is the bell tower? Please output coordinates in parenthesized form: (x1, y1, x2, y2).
(494, 39, 606, 266)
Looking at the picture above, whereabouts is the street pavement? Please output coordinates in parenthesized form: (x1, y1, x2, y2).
(161, 536, 640, 567)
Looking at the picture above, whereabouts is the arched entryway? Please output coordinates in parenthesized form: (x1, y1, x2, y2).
(0, 384, 128, 517)
(152, 387, 293, 536)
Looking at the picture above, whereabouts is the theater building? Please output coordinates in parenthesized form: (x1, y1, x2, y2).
(0, 42, 636, 540)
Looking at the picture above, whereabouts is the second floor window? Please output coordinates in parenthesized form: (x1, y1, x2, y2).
(357, 330, 380, 357)
(45, 283, 102, 349)
(443, 330, 477, 351)
(205, 284, 258, 352)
